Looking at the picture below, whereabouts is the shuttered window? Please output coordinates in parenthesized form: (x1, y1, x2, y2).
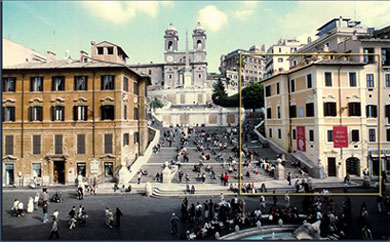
(101, 105, 115, 120)
(5, 135, 13, 155)
(348, 102, 361, 116)
(134, 107, 139, 120)
(28, 106, 43, 121)
(3, 77, 16, 92)
(101, 75, 115, 90)
(77, 134, 85, 154)
(104, 134, 113, 154)
(73, 106, 88, 121)
(123, 133, 129, 146)
(123, 77, 128, 91)
(55, 135, 63, 154)
(2, 107, 15, 121)
(366, 105, 377, 118)
(134, 132, 139, 144)
(51, 106, 65, 121)
(324, 102, 337, 116)
(306, 103, 314, 117)
(74, 76, 88, 90)
(352, 130, 359, 142)
(289, 105, 296, 118)
(30, 77, 43, 91)
(33, 135, 41, 154)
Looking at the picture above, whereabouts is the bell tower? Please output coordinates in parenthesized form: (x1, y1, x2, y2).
(192, 22, 206, 63)
(164, 23, 179, 53)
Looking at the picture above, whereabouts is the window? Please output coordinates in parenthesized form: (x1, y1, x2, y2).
(386, 74, 390, 88)
(267, 107, 272, 119)
(265, 85, 271, 97)
(3, 77, 16, 92)
(352, 130, 359, 142)
(292, 129, 296, 140)
(278, 58, 283, 63)
(306, 103, 314, 117)
(307, 74, 312, 88)
(279, 48, 282, 53)
(74, 76, 88, 90)
(124, 105, 127, 120)
(290, 79, 295, 92)
(368, 129, 376, 142)
(28, 106, 43, 121)
(277, 106, 281, 119)
(33, 135, 41, 154)
(363, 48, 375, 64)
(289, 105, 296, 118)
(387, 129, 390, 142)
(278, 129, 282, 139)
(101, 105, 115, 120)
(134, 82, 139, 95)
(104, 134, 113, 154)
(107, 47, 114, 55)
(382, 48, 390, 66)
(54, 135, 63, 154)
(123, 133, 129, 146)
(269, 129, 272, 138)
(134, 107, 139, 120)
(309, 130, 314, 142)
(51, 106, 65, 121)
(366, 74, 374, 88)
(5, 135, 13, 155)
(348, 102, 361, 116)
(366, 105, 377, 118)
(2, 107, 15, 121)
(123, 77, 128, 91)
(97, 47, 104, 55)
(77, 134, 85, 154)
(52, 76, 65, 91)
(327, 130, 333, 142)
(73, 106, 88, 121)
(101, 75, 115, 90)
(32, 163, 42, 178)
(276, 83, 280, 94)
(30, 77, 43, 91)
(349, 72, 357, 87)
(325, 72, 332, 87)
(134, 132, 139, 144)
(324, 102, 337, 116)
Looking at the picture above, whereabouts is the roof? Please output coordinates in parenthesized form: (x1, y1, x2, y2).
(260, 59, 365, 83)
(316, 17, 351, 31)
(3, 59, 151, 85)
(95, 41, 129, 58)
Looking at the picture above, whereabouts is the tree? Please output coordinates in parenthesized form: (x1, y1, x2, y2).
(150, 97, 164, 111)
(242, 82, 264, 110)
(212, 78, 239, 107)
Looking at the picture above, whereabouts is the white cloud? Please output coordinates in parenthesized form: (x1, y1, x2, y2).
(81, 1, 173, 24)
(197, 5, 228, 32)
(233, 1, 257, 20)
(275, 1, 390, 42)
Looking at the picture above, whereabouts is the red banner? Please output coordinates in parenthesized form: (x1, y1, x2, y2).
(333, 126, 348, 148)
(296, 126, 306, 152)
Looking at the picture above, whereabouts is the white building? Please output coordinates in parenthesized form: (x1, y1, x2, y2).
(2, 38, 46, 67)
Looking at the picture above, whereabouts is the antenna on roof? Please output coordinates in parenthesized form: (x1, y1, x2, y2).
(353, 0, 357, 23)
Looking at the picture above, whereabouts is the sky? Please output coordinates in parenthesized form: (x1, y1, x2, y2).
(3, 1, 390, 72)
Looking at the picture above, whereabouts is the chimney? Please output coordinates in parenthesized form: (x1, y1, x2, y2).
(90, 41, 97, 57)
(80, 50, 88, 62)
(46, 51, 56, 62)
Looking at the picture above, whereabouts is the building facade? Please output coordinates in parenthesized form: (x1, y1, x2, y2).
(290, 16, 390, 176)
(264, 38, 304, 79)
(2, 38, 46, 67)
(219, 45, 266, 87)
(2, 43, 150, 186)
(262, 58, 369, 179)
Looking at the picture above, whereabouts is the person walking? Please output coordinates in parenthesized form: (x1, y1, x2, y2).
(42, 201, 49, 223)
(137, 173, 142, 185)
(17, 201, 25, 217)
(77, 185, 84, 200)
(170, 212, 180, 236)
(284, 192, 290, 208)
(272, 191, 278, 207)
(178, 170, 183, 183)
(43, 191, 50, 204)
(34, 192, 40, 210)
(115, 208, 123, 227)
(107, 209, 114, 228)
(52, 209, 59, 220)
(287, 172, 292, 186)
(48, 217, 60, 240)
(27, 197, 34, 213)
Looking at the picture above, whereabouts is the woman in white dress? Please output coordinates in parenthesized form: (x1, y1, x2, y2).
(27, 197, 34, 213)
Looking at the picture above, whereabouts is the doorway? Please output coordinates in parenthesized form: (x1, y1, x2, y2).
(372, 158, 380, 176)
(53, 161, 65, 184)
(327, 157, 336, 177)
(346, 157, 360, 176)
(104, 162, 114, 181)
(4, 163, 15, 185)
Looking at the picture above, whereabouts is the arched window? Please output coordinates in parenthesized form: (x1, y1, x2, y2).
(168, 41, 173, 51)
(197, 40, 202, 49)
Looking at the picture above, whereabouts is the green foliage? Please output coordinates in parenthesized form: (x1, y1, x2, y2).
(150, 97, 164, 110)
(242, 82, 264, 109)
(212, 79, 239, 107)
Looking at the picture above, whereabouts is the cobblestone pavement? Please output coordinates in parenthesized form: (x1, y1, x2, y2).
(2, 188, 390, 240)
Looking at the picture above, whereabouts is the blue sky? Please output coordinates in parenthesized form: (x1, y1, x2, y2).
(3, 1, 390, 72)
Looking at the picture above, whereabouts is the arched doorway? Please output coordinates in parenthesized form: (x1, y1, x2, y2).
(346, 157, 360, 176)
